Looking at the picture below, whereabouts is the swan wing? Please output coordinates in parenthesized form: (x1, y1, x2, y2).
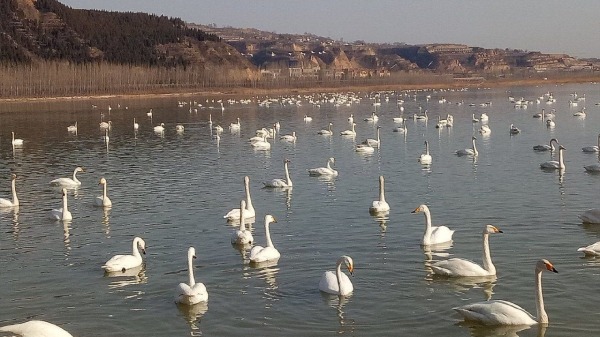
(49, 208, 63, 220)
(0, 198, 14, 207)
(308, 167, 333, 176)
(264, 179, 287, 188)
(102, 254, 141, 272)
(50, 178, 78, 187)
(431, 258, 489, 277)
(0, 320, 74, 337)
(430, 226, 455, 244)
(579, 209, 600, 223)
(454, 300, 537, 325)
(578, 241, 600, 255)
(540, 161, 559, 169)
(319, 271, 339, 294)
(250, 246, 280, 263)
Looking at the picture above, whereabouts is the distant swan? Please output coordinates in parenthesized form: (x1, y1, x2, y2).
(454, 259, 558, 325)
(533, 138, 558, 152)
(579, 209, 600, 224)
(318, 122, 333, 135)
(393, 122, 407, 134)
(362, 126, 381, 148)
(0, 320, 73, 337)
(578, 241, 600, 256)
(480, 113, 489, 122)
(95, 177, 112, 207)
(249, 215, 279, 263)
(347, 114, 354, 124)
(11, 132, 23, 146)
(224, 176, 256, 220)
(509, 124, 521, 135)
(584, 163, 600, 172)
(175, 247, 208, 305)
(133, 118, 139, 131)
(540, 145, 565, 170)
(581, 134, 600, 153)
(231, 199, 254, 245)
(546, 119, 556, 128)
(154, 123, 165, 132)
(49, 188, 72, 221)
(369, 176, 390, 213)
(67, 122, 78, 133)
(50, 167, 84, 188)
(0, 174, 19, 208)
(456, 136, 478, 156)
(102, 236, 146, 272)
(419, 141, 432, 165)
(431, 225, 502, 277)
(308, 157, 338, 177)
(303, 115, 313, 122)
(99, 121, 112, 130)
(319, 255, 354, 296)
(264, 159, 292, 188)
(340, 123, 356, 136)
(479, 124, 491, 135)
(412, 204, 455, 246)
(573, 107, 586, 117)
(280, 131, 297, 142)
(364, 111, 379, 122)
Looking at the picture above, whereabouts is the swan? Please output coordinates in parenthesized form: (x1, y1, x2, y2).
(49, 188, 72, 221)
(540, 145, 565, 170)
(573, 108, 586, 117)
(412, 204, 455, 246)
(340, 123, 356, 136)
(175, 247, 208, 305)
(582, 134, 600, 153)
(249, 215, 279, 263)
(472, 114, 479, 123)
(213, 125, 224, 133)
(362, 126, 381, 148)
(264, 159, 293, 188)
(454, 259, 558, 325)
(584, 163, 600, 172)
(95, 177, 112, 207)
(393, 114, 404, 123)
(133, 118, 139, 131)
(578, 241, 600, 256)
(229, 117, 241, 130)
(0, 174, 19, 207)
(355, 143, 375, 153)
(545, 109, 556, 118)
(416, 110, 428, 121)
(318, 122, 333, 135)
(11, 132, 24, 146)
(369, 176, 390, 213)
(147, 108, 153, 117)
(480, 113, 489, 122)
(546, 119, 556, 128)
(50, 167, 84, 187)
(280, 131, 297, 142)
(99, 120, 112, 130)
(319, 255, 354, 296)
(509, 124, 521, 135)
(231, 200, 254, 245)
(435, 115, 448, 128)
(102, 236, 146, 272)
(364, 112, 379, 122)
(479, 125, 491, 135)
(456, 136, 479, 156)
(308, 157, 338, 176)
(175, 124, 185, 132)
(579, 209, 600, 223)
(303, 115, 313, 122)
(431, 225, 503, 277)
(347, 114, 354, 124)
(393, 122, 407, 134)
(154, 123, 165, 132)
(419, 141, 432, 165)
(533, 110, 543, 118)
(533, 138, 558, 152)
(224, 176, 256, 220)
(251, 135, 271, 150)
(67, 122, 78, 133)
(0, 320, 73, 337)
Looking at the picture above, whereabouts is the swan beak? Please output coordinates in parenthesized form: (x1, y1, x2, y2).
(411, 208, 420, 214)
(193, 255, 197, 259)
(348, 265, 354, 276)
(546, 263, 558, 273)
(141, 248, 146, 255)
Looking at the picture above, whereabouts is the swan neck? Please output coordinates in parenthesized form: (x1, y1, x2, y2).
(423, 209, 433, 244)
(558, 148, 565, 169)
(102, 183, 108, 200)
(481, 233, 495, 274)
(376, 128, 380, 141)
(72, 170, 80, 184)
(62, 194, 69, 215)
(425, 142, 429, 155)
(132, 238, 142, 258)
(536, 269, 548, 324)
(472, 138, 478, 155)
(379, 178, 386, 203)
(244, 180, 254, 212)
(284, 162, 292, 186)
(336, 260, 344, 295)
(188, 252, 196, 287)
(265, 221, 274, 248)
(11, 178, 18, 205)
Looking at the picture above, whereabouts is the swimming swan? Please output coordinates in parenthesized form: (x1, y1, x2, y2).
(67, 122, 78, 133)
(231, 200, 254, 245)
(456, 136, 478, 156)
(102, 236, 146, 272)
(431, 225, 503, 277)
(369, 176, 390, 213)
(454, 259, 558, 325)
(0, 320, 73, 337)
(154, 123, 165, 132)
(412, 204, 455, 246)
(419, 141, 432, 165)
(264, 159, 292, 188)
(362, 126, 381, 148)
(11, 132, 24, 146)
(49, 188, 72, 221)
(578, 241, 600, 256)
(224, 176, 256, 220)
(95, 177, 112, 207)
(0, 174, 19, 208)
(581, 134, 600, 153)
(308, 157, 338, 176)
(249, 215, 279, 263)
(540, 145, 565, 170)
(533, 139, 558, 152)
(340, 123, 356, 136)
(175, 247, 208, 305)
(280, 131, 297, 142)
(509, 124, 521, 135)
(318, 122, 334, 135)
(579, 209, 600, 224)
(50, 167, 84, 187)
(319, 255, 354, 296)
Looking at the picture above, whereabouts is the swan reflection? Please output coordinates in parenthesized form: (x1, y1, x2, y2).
(105, 264, 148, 289)
(458, 321, 546, 337)
(102, 207, 111, 236)
(430, 274, 497, 300)
(320, 294, 355, 334)
(176, 302, 208, 333)
(246, 262, 280, 306)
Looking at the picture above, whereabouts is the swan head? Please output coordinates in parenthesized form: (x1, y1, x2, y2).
(265, 214, 277, 224)
(11, 173, 16, 180)
(244, 176, 250, 185)
(284, 159, 291, 164)
(75, 167, 85, 173)
(472, 136, 477, 141)
(411, 204, 429, 214)
(536, 259, 558, 273)
(188, 247, 197, 259)
(98, 177, 107, 185)
(339, 255, 354, 275)
(135, 237, 147, 254)
(558, 145, 566, 151)
(484, 224, 503, 234)
(329, 157, 335, 164)
(61, 188, 68, 197)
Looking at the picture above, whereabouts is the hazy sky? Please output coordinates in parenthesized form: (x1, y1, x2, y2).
(59, 0, 599, 58)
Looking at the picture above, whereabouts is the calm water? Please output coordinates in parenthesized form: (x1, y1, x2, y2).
(0, 83, 599, 337)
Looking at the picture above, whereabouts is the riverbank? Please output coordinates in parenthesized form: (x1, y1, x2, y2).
(1, 74, 599, 104)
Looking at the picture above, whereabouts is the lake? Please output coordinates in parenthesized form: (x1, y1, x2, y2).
(0, 82, 599, 337)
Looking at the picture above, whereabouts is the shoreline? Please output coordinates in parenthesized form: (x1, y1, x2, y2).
(1, 76, 599, 104)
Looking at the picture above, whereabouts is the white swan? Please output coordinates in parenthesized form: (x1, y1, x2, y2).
(364, 111, 379, 122)
(546, 119, 556, 128)
(95, 177, 112, 207)
(99, 121, 112, 130)
(280, 131, 297, 142)
(147, 108, 153, 117)
(175, 247, 208, 305)
(102, 236, 146, 272)
(419, 141, 432, 165)
(533, 138, 558, 152)
(264, 159, 292, 188)
(393, 114, 404, 123)
(369, 176, 390, 213)
(0, 174, 19, 208)
(303, 115, 313, 122)
(67, 122, 78, 133)
(479, 124, 491, 135)
(393, 122, 407, 134)
(578, 241, 600, 256)
(318, 122, 333, 135)
(579, 209, 600, 223)
(50, 167, 84, 187)
(362, 126, 381, 148)
(456, 136, 478, 156)
(154, 123, 165, 132)
(319, 255, 354, 296)
(340, 123, 356, 136)
(431, 225, 503, 277)
(224, 176, 256, 220)
(454, 259, 558, 325)
(0, 320, 73, 337)
(480, 113, 489, 122)
(249, 215, 279, 263)
(416, 110, 428, 121)
(133, 118, 139, 131)
(540, 145, 565, 170)
(347, 114, 354, 124)
(308, 157, 338, 176)
(11, 132, 23, 146)
(573, 107, 586, 117)
(229, 117, 241, 130)
(355, 143, 375, 153)
(213, 125, 224, 133)
(509, 124, 521, 135)
(582, 134, 600, 153)
(251, 135, 271, 150)
(175, 124, 185, 132)
(412, 204, 455, 246)
(49, 188, 72, 221)
(231, 200, 254, 245)
(472, 114, 479, 123)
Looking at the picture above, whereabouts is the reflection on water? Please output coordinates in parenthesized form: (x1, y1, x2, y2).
(320, 293, 355, 335)
(458, 322, 547, 337)
(105, 265, 148, 290)
(176, 302, 208, 335)
(431, 274, 497, 301)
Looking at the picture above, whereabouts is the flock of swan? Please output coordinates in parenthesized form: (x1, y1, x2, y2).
(1, 87, 600, 336)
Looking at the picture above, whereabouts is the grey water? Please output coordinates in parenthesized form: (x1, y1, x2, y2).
(0, 82, 599, 337)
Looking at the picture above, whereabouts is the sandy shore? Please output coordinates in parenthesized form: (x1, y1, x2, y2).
(1, 75, 599, 103)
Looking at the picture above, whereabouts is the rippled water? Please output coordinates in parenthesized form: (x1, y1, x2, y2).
(0, 83, 599, 337)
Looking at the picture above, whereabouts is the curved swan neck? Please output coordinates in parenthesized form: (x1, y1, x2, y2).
(11, 178, 18, 206)
(335, 259, 345, 295)
(284, 162, 292, 186)
(536, 268, 548, 324)
(72, 170, 80, 184)
(188, 251, 196, 287)
(472, 138, 478, 156)
(481, 233, 495, 274)
(378, 177, 386, 203)
(265, 221, 274, 248)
